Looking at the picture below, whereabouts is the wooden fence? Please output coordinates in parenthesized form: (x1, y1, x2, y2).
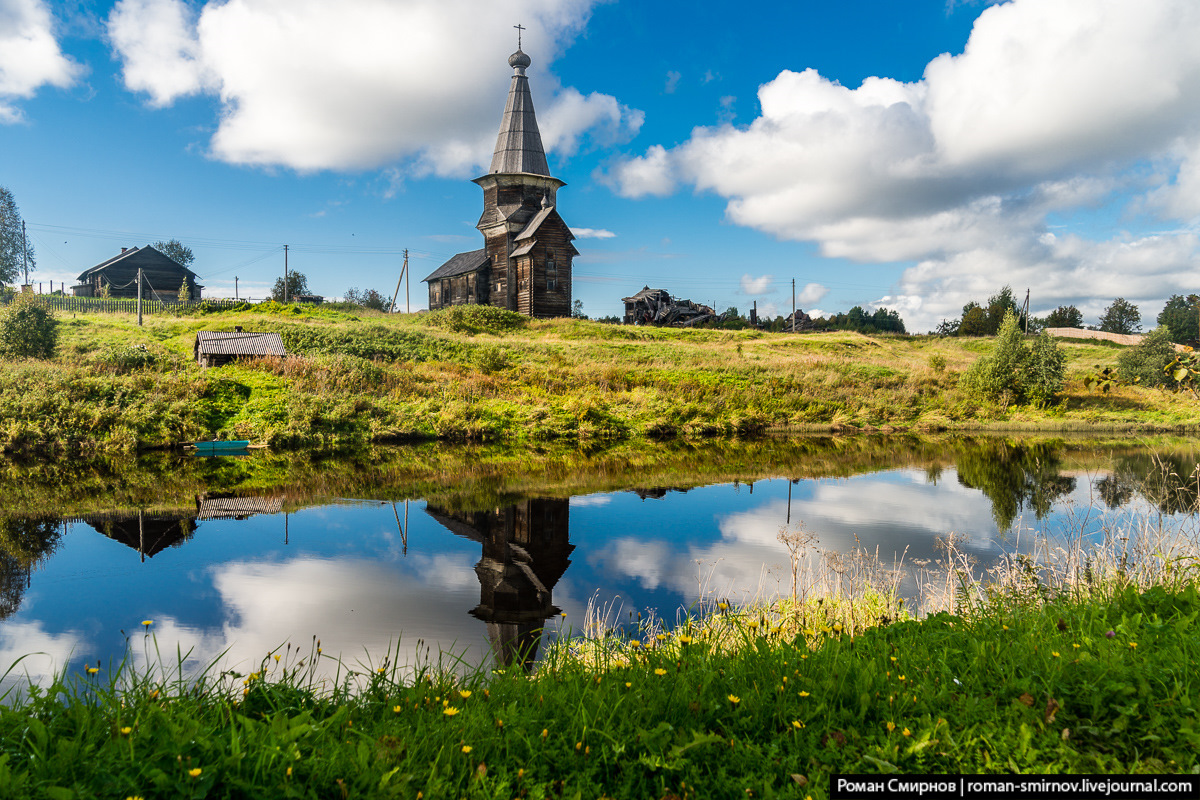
(0, 295, 254, 315)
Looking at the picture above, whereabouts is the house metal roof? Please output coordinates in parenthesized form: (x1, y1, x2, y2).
(76, 245, 202, 283)
(422, 248, 489, 282)
(488, 50, 551, 176)
(194, 331, 287, 357)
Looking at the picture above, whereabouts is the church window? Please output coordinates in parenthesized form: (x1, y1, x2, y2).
(546, 249, 557, 291)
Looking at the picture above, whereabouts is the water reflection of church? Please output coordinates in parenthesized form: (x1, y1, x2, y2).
(424, 500, 573, 670)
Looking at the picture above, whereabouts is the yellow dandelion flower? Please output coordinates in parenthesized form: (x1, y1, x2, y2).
(656, 634, 667, 642)
(728, 694, 741, 704)
(87, 667, 99, 675)
(443, 707, 460, 716)
(1129, 642, 1138, 649)
(886, 721, 896, 732)
(560, 612, 567, 617)
(1002, 625, 1009, 631)
(889, 656, 897, 662)
(286, 767, 292, 777)
(517, 768, 525, 779)
(125, 796, 145, 800)
(120, 726, 132, 735)
(274, 655, 281, 662)
(141, 620, 152, 628)
(679, 635, 693, 645)
(459, 690, 472, 699)
(1051, 651, 1060, 658)
(718, 602, 729, 611)
(461, 745, 472, 754)
(630, 640, 642, 648)
(188, 768, 202, 778)
(625, 680, 632, 688)
(798, 690, 810, 697)
(393, 705, 402, 713)
(791, 720, 805, 729)
(654, 668, 668, 676)
(898, 675, 906, 681)
(832, 623, 843, 633)
(748, 621, 759, 630)
(1073, 643, 1081, 649)
(541, 729, 549, 738)
(902, 728, 911, 737)
(443, 699, 449, 707)
(575, 741, 582, 750)
(376, 667, 386, 674)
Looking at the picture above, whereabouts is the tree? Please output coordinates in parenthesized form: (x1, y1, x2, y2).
(0, 186, 35, 286)
(572, 299, 586, 319)
(344, 287, 388, 311)
(153, 239, 195, 268)
(1098, 298, 1141, 334)
(985, 285, 1024, 334)
(272, 271, 309, 302)
(1117, 327, 1177, 387)
(0, 294, 59, 358)
(1043, 305, 1084, 329)
(178, 277, 191, 303)
(959, 306, 989, 335)
(1157, 294, 1199, 343)
(962, 310, 1065, 406)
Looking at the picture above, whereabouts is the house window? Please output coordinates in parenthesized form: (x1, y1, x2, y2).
(546, 250, 557, 292)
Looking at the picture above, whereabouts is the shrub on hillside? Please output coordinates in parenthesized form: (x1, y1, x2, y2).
(422, 305, 528, 335)
(1117, 327, 1177, 388)
(961, 311, 1065, 406)
(0, 295, 59, 359)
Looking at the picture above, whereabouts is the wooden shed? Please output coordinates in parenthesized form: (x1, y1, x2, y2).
(73, 245, 203, 300)
(194, 329, 286, 368)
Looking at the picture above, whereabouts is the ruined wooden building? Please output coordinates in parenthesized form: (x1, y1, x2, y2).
(622, 286, 719, 326)
(73, 245, 203, 300)
(423, 46, 576, 319)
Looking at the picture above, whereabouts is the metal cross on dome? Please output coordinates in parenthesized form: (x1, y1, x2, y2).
(514, 23, 525, 49)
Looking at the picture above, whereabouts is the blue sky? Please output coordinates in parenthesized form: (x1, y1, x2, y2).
(3, 0, 1200, 330)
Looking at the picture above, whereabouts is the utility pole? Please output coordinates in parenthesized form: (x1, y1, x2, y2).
(21, 220, 28, 286)
(390, 249, 409, 313)
(1022, 288, 1031, 335)
(791, 278, 796, 333)
(406, 248, 410, 313)
(235, 276, 239, 301)
(137, 267, 143, 326)
(283, 245, 289, 302)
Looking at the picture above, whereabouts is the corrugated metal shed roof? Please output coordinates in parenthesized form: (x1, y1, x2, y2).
(422, 248, 489, 282)
(195, 331, 287, 357)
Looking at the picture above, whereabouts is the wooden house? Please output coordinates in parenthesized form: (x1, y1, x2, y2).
(194, 329, 286, 368)
(424, 47, 577, 319)
(73, 245, 203, 300)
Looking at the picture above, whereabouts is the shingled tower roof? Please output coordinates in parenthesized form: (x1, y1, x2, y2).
(488, 48, 551, 176)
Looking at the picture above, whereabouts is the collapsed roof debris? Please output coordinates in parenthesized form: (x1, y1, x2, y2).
(621, 286, 730, 327)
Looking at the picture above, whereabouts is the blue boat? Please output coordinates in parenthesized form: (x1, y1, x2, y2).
(187, 439, 252, 453)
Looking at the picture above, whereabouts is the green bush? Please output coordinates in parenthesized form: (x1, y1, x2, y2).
(0, 295, 59, 359)
(1117, 327, 1176, 388)
(94, 344, 158, 373)
(422, 305, 528, 335)
(962, 311, 1065, 406)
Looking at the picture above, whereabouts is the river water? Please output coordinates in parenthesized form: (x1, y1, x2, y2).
(2, 436, 1197, 689)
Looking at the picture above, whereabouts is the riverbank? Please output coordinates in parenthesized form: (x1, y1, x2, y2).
(1, 575, 1196, 797)
(1, 304, 1198, 455)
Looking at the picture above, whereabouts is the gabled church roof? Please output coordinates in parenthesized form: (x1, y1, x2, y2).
(488, 49, 551, 176)
(423, 248, 489, 282)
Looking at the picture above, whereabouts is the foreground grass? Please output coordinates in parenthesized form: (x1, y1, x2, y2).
(2, 304, 1199, 455)
(1, 577, 1198, 799)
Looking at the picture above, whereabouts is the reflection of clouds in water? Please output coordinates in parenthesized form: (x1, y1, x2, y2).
(587, 472, 1005, 605)
(570, 494, 613, 508)
(0, 621, 85, 692)
(120, 556, 488, 684)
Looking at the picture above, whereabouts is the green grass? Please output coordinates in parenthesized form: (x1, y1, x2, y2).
(2, 304, 1199, 455)
(1, 580, 1197, 798)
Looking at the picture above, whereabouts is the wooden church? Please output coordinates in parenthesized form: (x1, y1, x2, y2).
(423, 45, 576, 318)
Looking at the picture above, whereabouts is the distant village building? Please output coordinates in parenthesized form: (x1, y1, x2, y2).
(194, 329, 287, 368)
(424, 45, 577, 319)
(72, 245, 202, 300)
(622, 286, 717, 326)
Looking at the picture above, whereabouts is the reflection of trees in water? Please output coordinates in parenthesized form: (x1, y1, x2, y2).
(0, 517, 63, 621)
(1096, 454, 1200, 515)
(955, 443, 1076, 530)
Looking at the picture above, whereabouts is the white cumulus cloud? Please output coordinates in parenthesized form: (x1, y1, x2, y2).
(0, 0, 83, 122)
(106, 0, 642, 175)
(740, 273, 773, 295)
(572, 227, 616, 239)
(607, 0, 1200, 331)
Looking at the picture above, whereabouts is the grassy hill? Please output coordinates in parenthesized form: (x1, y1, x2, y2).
(1, 303, 1197, 455)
